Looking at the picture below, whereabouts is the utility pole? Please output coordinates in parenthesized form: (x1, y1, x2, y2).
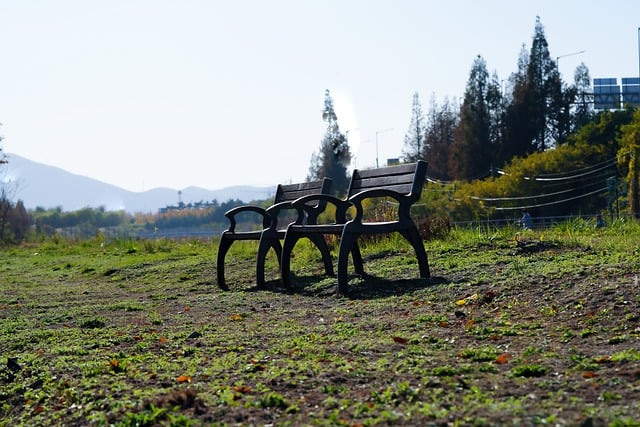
(556, 50, 585, 75)
(375, 128, 394, 168)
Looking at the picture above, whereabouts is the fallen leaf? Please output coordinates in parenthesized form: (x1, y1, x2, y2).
(495, 352, 512, 364)
(583, 371, 599, 378)
(229, 314, 243, 321)
(177, 374, 191, 383)
(594, 356, 611, 364)
(392, 336, 408, 345)
(233, 385, 251, 393)
(158, 336, 168, 344)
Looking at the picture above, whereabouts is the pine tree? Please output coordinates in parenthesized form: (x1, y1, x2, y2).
(503, 17, 566, 160)
(308, 89, 352, 195)
(503, 44, 536, 163)
(524, 16, 564, 151)
(487, 71, 506, 162)
(572, 63, 594, 131)
(450, 56, 493, 181)
(402, 92, 427, 162)
(425, 96, 458, 181)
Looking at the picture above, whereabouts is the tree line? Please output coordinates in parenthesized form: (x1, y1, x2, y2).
(309, 17, 594, 188)
(306, 17, 638, 219)
(403, 17, 593, 182)
(1, 17, 638, 243)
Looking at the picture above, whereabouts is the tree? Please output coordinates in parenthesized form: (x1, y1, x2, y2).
(308, 89, 352, 195)
(0, 129, 12, 242)
(0, 123, 6, 165)
(526, 17, 564, 151)
(425, 96, 458, 181)
(503, 44, 536, 162)
(487, 71, 506, 167)
(450, 55, 494, 181)
(402, 92, 427, 162)
(503, 18, 567, 160)
(617, 109, 640, 219)
(572, 62, 594, 131)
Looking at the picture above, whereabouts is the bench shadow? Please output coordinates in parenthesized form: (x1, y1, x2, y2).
(262, 274, 449, 299)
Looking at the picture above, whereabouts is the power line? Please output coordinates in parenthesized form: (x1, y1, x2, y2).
(494, 158, 617, 181)
(533, 158, 617, 177)
(491, 187, 608, 211)
(523, 161, 617, 182)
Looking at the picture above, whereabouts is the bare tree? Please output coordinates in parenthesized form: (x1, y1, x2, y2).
(402, 92, 427, 162)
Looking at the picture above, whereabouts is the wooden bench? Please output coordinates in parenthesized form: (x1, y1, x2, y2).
(217, 178, 333, 290)
(280, 161, 430, 295)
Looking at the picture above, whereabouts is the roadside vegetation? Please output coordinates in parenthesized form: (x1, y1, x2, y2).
(1, 219, 639, 426)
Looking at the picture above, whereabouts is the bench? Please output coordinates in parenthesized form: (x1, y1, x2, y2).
(217, 178, 333, 290)
(280, 160, 430, 295)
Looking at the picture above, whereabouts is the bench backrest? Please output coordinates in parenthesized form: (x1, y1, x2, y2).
(347, 160, 427, 202)
(274, 177, 333, 204)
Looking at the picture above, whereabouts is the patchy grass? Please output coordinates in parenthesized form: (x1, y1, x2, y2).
(1, 223, 640, 426)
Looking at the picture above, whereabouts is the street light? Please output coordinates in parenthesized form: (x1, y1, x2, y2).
(375, 128, 394, 168)
(556, 50, 586, 73)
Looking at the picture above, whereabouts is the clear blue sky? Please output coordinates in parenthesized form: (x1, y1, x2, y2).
(1, 0, 639, 193)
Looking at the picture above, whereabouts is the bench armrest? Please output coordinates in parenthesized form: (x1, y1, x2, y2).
(290, 194, 352, 224)
(348, 188, 414, 224)
(224, 205, 270, 232)
(264, 201, 297, 229)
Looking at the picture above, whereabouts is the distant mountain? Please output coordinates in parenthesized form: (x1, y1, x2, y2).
(2, 154, 275, 213)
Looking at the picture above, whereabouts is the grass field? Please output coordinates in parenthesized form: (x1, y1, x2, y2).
(1, 219, 640, 426)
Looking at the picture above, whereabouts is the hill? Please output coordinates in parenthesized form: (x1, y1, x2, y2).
(1, 153, 274, 213)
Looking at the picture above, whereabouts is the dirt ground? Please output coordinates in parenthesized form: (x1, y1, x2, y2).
(1, 236, 639, 426)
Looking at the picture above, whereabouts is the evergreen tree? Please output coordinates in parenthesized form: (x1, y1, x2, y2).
(402, 92, 427, 162)
(524, 16, 565, 151)
(487, 71, 506, 167)
(308, 89, 352, 195)
(503, 45, 536, 163)
(425, 96, 458, 180)
(572, 63, 594, 131)
(450, 55, 493, 181)
(503, 18, 567, 160)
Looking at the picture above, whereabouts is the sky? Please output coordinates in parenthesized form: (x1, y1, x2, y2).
(1, 0, 640, 195)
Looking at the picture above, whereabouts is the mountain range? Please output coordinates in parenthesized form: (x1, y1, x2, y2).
(2, 153, 275, 213)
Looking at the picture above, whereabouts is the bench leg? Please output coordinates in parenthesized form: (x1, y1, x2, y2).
(337, 232, 360, 296)
(400, 227, 430, 278)
(280, 232, 300, 289)
(216, 236, 234, 290)
(351, 242, 364, 275)
(308, 234, 334, 276)
(256, 235, 281, 290)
